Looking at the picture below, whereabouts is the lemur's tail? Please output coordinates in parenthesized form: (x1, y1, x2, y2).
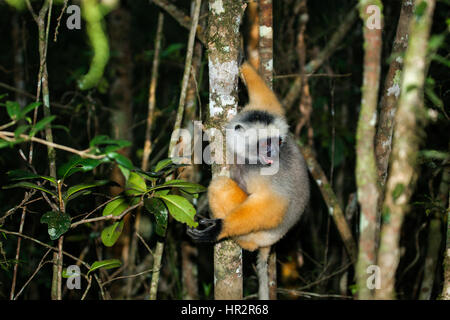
(257, 246, 271, 300)
(240, 62, 284, 117)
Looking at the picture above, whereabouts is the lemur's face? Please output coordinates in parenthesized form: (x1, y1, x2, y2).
(226, 110, 288, 165)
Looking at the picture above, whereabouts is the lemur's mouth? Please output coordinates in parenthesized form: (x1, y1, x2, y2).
(259, 154, 274, 165)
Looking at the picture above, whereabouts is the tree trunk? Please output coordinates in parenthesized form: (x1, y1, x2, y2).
(207, 0, 245, 300)
(375, 0, 436, 300)
(355, 0, 383, 300)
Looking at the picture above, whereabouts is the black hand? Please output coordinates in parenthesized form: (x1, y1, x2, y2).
(187, 218, 223, 243)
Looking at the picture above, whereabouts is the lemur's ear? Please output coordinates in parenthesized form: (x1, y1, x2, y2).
(239, 62, 284, 116)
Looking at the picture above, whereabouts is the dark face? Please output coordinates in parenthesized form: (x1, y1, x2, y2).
(258, 136, 282, 165)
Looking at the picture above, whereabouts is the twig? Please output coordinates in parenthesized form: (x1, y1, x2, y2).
(0, 131, 106, 159)
(299, 144, 358, 263)
(0, 227, 106, 298)
(13, 249, 53, 300)
(136, 232, 154, 256)
(81, 276, 92, 300)
(149, 0, 203, 301)
(142, 12, 164, 171)
(282, 4, 359, 110)
(151, 0, 205, 44)
(125, 12, 165, 298)
(274, 73, 352, 79)
(0, 228, 90, 269)
(1, 190, 36, 225)
(0, 82, 72, 110)
(53, 0, 69, 42)
(277, 288, 352, 299)
(103, 269, 154, 286)
(70, 201, 143, 229)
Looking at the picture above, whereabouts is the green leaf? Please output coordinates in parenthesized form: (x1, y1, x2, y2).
(19, 102, 41, 118)
(58, 155, 105, 179)
(161, 180, 206, 194)
(6, 101, 20, 120)
(155, 158, 173, 172)
(88, 259, 122, 275)
(3, 181, 56, 197)
(51, 124, 70, 134)
(7, 169, 57, 185)
(40, 211, 71, 240)
(125, 172, 147, 196)
(66, 190, 92, 203)
(0, 140, 14, 149)
(29, 115, 56, 136)
(392, 183, 405, 202)
(14, 124, 29, 138)
(62, 267, 80, 278)
(415, 1, 427, 18)
(107, 152, 134, 170)
(161, 43, 184, 58)
(102, 197, 129, 217)
(63, 180, 109, 202)
(118, 165, 130, 181)
(89, 135, 131, 148)
(101, 221, 124, 247)
(431, 54, 450, 68)
(156, 194, 198, 228)
(144, 198, 168, 236)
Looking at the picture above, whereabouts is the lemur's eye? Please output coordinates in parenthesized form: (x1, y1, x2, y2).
(234, 124, 243, 131)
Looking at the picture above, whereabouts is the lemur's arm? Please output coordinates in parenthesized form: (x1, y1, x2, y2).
(207, 176, 248, 219)
(187, 176, 288, 242)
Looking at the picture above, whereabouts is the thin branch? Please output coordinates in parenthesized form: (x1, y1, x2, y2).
(0, 228, 91, 269)
(13, 249, 53, 300)
(102, 269, 154, 286)
(0, 131, 106, 159)
(282, 4, 359, 110)
(142, 12, 164, 171)
(299, 144, 358, 263)
(149, 0, 203, 301)
(274, 73, 352, 79)
(136, 232, 154, 256)
(277, 288, 352, 299)
(0, 82, 72, 110)
(70, 201, 142, 229)
(151, 0, 205, 45)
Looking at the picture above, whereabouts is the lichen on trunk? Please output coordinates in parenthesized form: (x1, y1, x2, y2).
(207, 0, 245, 300)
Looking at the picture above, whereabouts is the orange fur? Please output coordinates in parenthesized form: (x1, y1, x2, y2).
(208, 176, 248, 219)
(235, 238, 259, 251)
(240, 62, 284, 116)
(218, 191, 288, 239)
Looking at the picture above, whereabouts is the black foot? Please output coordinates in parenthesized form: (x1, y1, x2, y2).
(187, 218, 223, 243)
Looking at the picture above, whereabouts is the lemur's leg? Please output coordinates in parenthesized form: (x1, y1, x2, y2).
(188, 187, 287, 242)
(217, 192, 287, 239)
(207, 176, 247, 219)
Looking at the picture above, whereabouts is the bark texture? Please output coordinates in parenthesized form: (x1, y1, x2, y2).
(375, 0, 414, 186)
(207, 0, 245, 300)
(355, 0, 383, 300)
(375, 0, 436, 300)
